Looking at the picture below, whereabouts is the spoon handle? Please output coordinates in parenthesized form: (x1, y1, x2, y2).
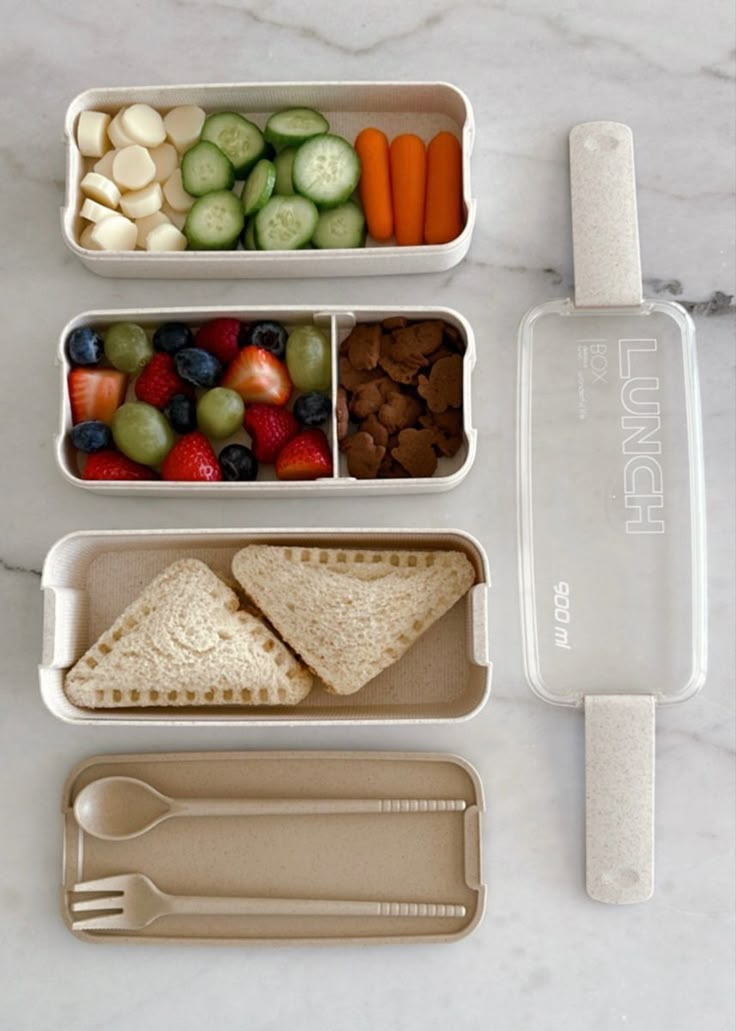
(171, 797, 467, 819)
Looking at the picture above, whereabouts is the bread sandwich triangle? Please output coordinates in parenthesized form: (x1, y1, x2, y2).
(232, 545, 476, 695)
(65, 558, 313, 708)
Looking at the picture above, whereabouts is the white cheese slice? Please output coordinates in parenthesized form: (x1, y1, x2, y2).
(135, 211, 170, 249)
(80, 197, 118, 223)
(108, 110, 135, 149)
(146, 223, 188, 251)
(120, 181, 163, 219)
(93, 149, 118, 177)
(79, 223, 102, 249)
(149, 142, 179, 183)
(113, 145, 156, 191)
(121, 104, 167, 148)
(163, 168, 195, 212)
(80, 172, 121, 209)
(89, 213, 138, 251)
(77, 111, 111, 158)
(163, 105, 206, 152)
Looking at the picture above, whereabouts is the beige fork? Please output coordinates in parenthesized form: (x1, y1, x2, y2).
(70, 873, 467, 931)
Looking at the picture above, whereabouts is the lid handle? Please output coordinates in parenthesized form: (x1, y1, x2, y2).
(584, 694, 655, 903)
(570, 122, 643, 308)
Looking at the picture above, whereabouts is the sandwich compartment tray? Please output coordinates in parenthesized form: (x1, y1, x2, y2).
(61, 750, 485, 946)
(56, 304, 476, 497)
(40, 528, 491, 726)
(63, 81, 476, 279)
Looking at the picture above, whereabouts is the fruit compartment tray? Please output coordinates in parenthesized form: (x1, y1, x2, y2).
(40, 528, 491, 726)
(56, 305, 476, 496)
(63, 81, 476, 279)
(61, 751, 485, 945)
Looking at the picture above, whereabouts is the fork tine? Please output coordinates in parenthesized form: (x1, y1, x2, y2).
(71, 896, 124, 914)
(71, 875, 128, 893)
(72, 912, 128, 931)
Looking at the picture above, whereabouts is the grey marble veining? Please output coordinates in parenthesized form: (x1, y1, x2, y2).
(0, 1, 734, 1029)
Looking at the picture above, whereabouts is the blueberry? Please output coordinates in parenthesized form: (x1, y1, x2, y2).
(293, 392, 332, 427)
(66, 326, 103, 366)
(164, 393, 197, 434)
(153, 322, 194, 355)
(243, 321, 287, 359)
(70, 420, 112, 453)
(174, 348, 222, 388)
(219, 444, 258, 482)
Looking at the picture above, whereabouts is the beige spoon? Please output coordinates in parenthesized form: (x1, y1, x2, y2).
(73, 776, 467, 841)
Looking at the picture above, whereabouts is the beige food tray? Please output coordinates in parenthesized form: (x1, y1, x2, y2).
(56, 304, 476, 497)
(40, 528, 491, 726)
(63, 81, 476, 278)
(61, 751, 485, 946)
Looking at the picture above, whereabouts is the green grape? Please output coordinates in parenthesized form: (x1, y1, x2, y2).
(285, 325, 331, 392)
(112, 402, 175, 466)
(197, 388, 245, 439)
(104, 323, 153, 374)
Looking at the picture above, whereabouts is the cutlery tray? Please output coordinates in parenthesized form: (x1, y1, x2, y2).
(61, 751, 485, 945)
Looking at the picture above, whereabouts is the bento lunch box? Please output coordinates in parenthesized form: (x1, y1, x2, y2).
(62, 81, 476, 278)
(40, 527, 492, 726)
(56, 305, 476, 496)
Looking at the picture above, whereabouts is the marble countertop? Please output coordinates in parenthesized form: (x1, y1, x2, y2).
(1, 2, 734, 1029)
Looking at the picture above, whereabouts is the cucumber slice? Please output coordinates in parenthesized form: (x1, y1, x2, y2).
(243, 219, 258, 250)
(242, 159, 276, 216)
(184, 190, 244, 250)
(292, 134, 361, 209)
(180, 141, 234, 197)
(312, 200, 366, 249)
(200, 112, 265, 178)
(264, 108, 329, 149)
(254, 195, 319, 250)
(273, 148, 297, 195)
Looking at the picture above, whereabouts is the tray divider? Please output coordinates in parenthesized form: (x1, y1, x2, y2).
(329, 311, 357, 479)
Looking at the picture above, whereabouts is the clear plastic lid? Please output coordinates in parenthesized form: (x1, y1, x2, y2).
(518, 297, 707, 707)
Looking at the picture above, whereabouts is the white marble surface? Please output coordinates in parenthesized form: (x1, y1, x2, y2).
(1, 1, 734, 1029)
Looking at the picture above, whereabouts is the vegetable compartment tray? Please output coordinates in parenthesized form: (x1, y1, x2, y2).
(56, 305, 476, 497)
(40, 528, 492, 726)
(62, 82, 476, 278)
(61, 751, 485, 946)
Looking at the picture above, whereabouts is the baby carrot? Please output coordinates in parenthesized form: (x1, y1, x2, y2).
(424, 131, 463, 245)
(390, 134, 427, 246)
(355, 128, 393, 242)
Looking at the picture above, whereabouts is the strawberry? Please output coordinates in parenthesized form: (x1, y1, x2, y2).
(68, 368, 127, 425)
(161, 432, 222, 482)
(195, 318, 243, 365)
(221, 346, 292, 406)
(243, 404, 299, 463)
(134, 353, 190, 409)
(82, 450, 156, 481)
(275, 429, 333, 480)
